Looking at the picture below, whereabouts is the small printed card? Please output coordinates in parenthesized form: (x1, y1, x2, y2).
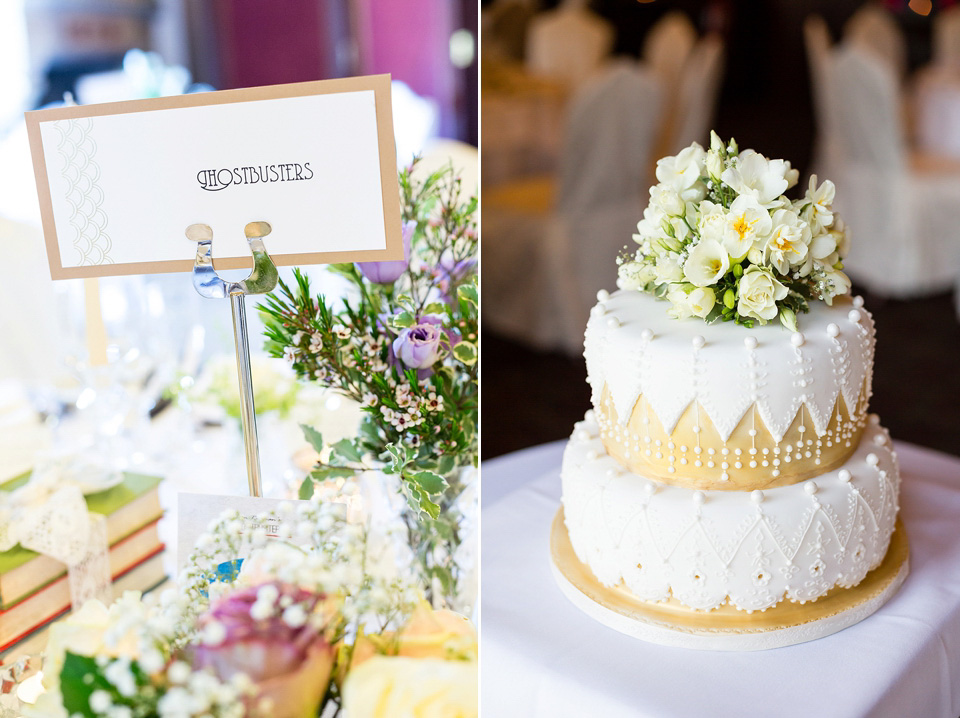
(176, 492, 307, 575)
(26, 75, 402, 279)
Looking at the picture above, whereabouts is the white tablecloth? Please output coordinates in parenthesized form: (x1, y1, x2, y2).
(481, 440, 960, 718)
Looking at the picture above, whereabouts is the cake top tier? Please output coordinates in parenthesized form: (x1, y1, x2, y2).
(618, 132, 851, 330)
(585, 289, 875, 443)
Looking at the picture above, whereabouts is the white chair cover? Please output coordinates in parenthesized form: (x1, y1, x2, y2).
(826, 45, 960, 297)
(805, 15, 836, 175)
(484, 62, 663, 353)
(669, 34, 725, 154)
(933, 6, 960, 71)
(525, 4, 615, 87)
(843, 4, 907, 81)
(642, 11, 697, 91)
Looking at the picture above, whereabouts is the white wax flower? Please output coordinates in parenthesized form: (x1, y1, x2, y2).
(618, 261, 654, 290)
(817, 264, 852, 304)
(683, 239, 729, 287)
(764, 209, 811, 274)
(724, 195, 772, 260)
(737, 265, 788, 322)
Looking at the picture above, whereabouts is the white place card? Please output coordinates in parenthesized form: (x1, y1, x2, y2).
(26, 75, 402, 280)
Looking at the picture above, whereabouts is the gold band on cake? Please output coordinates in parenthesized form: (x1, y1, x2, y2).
(596, 383, 870, 490)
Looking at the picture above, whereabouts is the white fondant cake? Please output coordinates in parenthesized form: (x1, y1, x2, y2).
(562, 412, 900, 612)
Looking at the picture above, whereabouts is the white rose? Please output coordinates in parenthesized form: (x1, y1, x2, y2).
(655, 254, 684, 284)
(764, 208, 811, 274)
(655, 143, 706, 195)
(343, 656, 478, 718)
(650, 185, 685, 217)
(737, 265, 789, 322)
(724, 195, 772, 261)
(721, 150, 790, 206)
(683, 238, 730, 287)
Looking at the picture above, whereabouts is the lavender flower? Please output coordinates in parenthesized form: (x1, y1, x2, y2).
(357, 220, 415, 284)
(393, 320, 445, 369)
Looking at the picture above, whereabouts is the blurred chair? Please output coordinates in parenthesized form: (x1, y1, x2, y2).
(484, 62, 663, 352)
(825, 45, 960, 297)
(525, 0, 614, 88)
(843, 4, 907, 81)
(668, 33, 725, 154)
(805, 15, 837, 176)
(933, 6, 960, 71)
(643, 11, 697, 92)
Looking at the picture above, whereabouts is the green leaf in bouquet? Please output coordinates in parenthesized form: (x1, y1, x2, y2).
(310, 467, 356, 481)
(300, 424, 325, 453)
(423, 302, 448, 316)
(61, 652, 116, 717)
(419, 494, 441, 519)
(437, 454, 456, 476)
(299, 477, 315, 500)
(409, 470, 448, 495)
(452, 341, 477, 366)
(457, 282, 479, 308)
(391, 311, 416, 329)
(386, 444, 410, 473)
(331, 438, 363, 463)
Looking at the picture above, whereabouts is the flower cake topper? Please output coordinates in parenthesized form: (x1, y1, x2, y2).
(618, 131, 851, 329)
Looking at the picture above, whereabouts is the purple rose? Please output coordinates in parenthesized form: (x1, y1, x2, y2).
(357, 220, 415, 284)
(393, 321, 445, 369)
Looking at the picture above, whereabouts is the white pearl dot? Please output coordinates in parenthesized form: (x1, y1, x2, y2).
(744, 336, 757, 350)
(587, 450, 598, 460)
(804, 481, 818, 495)
(606, 468, 619, 477)
(577, 430, 590, 441)
(721, 472, 729, 481)
(692, 335, 705, 350)
(848, 309, 861, 323)
(839, 470, 852, 482)
(734, 462, 742, 469)
(748, 428, 757, 437)
(596, 289, 610, 302)
(853, 295, 864, 308)
(791, 332, 804, 347)
(667, 466, 675, 474)
(751, 490, 764, 504)
(607, 317, 620, 328)
(641, 328, 654, 341)
(707, 461, 715, 468)
(772, 469, 781, 477)
(749, 460, 757, 468)
(693, 491, 705, 505)
(692, 425, 701, 434)
(644, 483, 656, 495)
(694, 460, 703, 467)
(866, 453, 879, 466)
(680, 445, 688, 452)
(827, 323, 840, 337)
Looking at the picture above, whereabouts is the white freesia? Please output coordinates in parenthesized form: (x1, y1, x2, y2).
(683, 239, 729, 287)
(668, 217, 690, 243)
(655, 143, 706, 198)
(800, 175, 836, 234)
(764, 209, 811, 274)
(809, 231, 837, 261)
(697, 200, 727, 244)
(830, 216, 851, 258)
(666, 287, 694, 320)
(706, 149, 724, 179)
(737, 265, 789, 322)
(650, 185, 685, 217)
(724, 195, 772, 260)
(687, 287, 716, 317)
(632, 204, 666, 244)
(655, 254, 684, 284)
(721, 150, 792, 206)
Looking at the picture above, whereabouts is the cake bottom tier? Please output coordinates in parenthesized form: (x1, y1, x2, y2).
(561, 412, 902, 613)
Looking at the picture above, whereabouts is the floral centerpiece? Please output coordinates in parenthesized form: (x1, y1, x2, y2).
(30, 497, 477, 717)
(259, 161, 478, 608)
(618, 132, 851, 328)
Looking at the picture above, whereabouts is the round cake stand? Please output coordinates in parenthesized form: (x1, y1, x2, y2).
(550, 508, 910, 651)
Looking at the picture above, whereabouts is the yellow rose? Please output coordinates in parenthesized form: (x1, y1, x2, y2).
(342, 656, 478, 718)
(351, 603, 477, 666)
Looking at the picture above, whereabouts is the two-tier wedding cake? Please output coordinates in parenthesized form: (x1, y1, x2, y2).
(551, 133, 908, 650)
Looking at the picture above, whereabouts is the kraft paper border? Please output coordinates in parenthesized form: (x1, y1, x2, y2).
(25, 74, 402, 281)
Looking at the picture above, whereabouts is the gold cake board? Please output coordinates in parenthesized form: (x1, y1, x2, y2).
(550, 508, 909, 651)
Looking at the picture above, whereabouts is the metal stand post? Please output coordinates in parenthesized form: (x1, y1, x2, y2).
(187, 222, 279, 498)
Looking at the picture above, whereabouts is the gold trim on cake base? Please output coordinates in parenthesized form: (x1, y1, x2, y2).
(550, 508, 909, 651)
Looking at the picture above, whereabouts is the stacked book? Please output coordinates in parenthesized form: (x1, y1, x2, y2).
(0, 472, 166, 654)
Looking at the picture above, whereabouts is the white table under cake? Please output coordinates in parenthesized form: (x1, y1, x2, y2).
(481, 440, 960, 718)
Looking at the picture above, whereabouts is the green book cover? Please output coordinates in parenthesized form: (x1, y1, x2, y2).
(0, 472, 162, 576)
